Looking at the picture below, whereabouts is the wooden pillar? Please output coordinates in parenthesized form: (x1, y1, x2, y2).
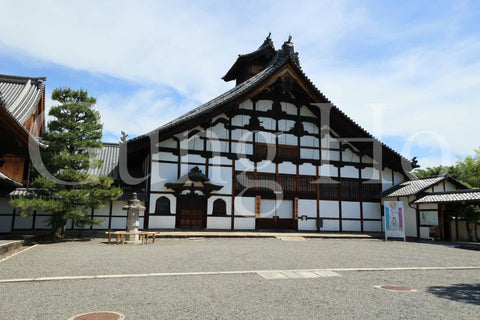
(231, 161, 235, 230)
(108, 201, 113, 230)
(316, 165, 320, 232)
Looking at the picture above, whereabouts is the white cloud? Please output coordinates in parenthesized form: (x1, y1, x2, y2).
(1, 0, 479, 167)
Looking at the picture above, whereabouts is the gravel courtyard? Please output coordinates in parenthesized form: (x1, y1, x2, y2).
(1, 238, 479, 319)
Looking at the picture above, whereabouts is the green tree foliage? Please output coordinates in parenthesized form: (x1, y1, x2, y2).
(10, 88, 122, 238)
(414, 148, 480, 188)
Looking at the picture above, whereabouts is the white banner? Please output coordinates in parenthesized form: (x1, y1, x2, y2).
(384, 201, 406, 241)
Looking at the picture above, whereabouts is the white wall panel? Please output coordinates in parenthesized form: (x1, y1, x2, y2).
(323, 150, 340, 161)
(207, 123, 228, 140)
(112, 201, 129, 217)
(234, 197, 256, 216)
(300, 148, 319, 160)
(299, 163, 316, 175)
(239, 100, 253, 110)
(212, 113, 229, 122)
(342, 149, 359, 163)
(319, 164, 338, 177)
(340, 166, 358, 178)
(210, 156, 232, 166)
(234, 217, 255, 229)
(13, 215, 33, 229)
(0, 216, 12, 232)
(207, 216, 231, 229)
(278, 162, 296, 174)
(298, 199, 317, 218)
(110, 217, 127, 229)
(300, 106, 316, 117)
(362, 167, 380, 181)
(277, 200, 292, 218)
(93, 204, 110, 217)
(260, 199, 276, 218)
(444, 181, 458, 191)
(258, 117, 275, 130)
(232, 142, 253, 155)
(300, 135, 319, 147)
(257, 100, 273, 112)
(363, 220, 382, 232)
(381, 168, 393, 185)
(393, 172, 404, 185)
(149, 216, 176, 229)
(236, 159, 255, 172)
(151, 162, 177, 191)
(209, 167, 233, 194)
(232, 114, 249, 127)
(320, 201, 339, 218)
(298, 219, 317, 231)
(278, 133, 297, 146)
(256, 160, 276, 173)
(256, 131, 275, 144)
(322, 219, 339, 231)
(181, 154, 205, 164)
(303, 122, 319, 134)
(342, 202, 360, 219)
(281, 102, 297, 115)
(92, 217, 109, 230)
(0, 198, 13, 214)
(363, 202, 381, 219)
(232, 129, 253, 142)
(180, 164, 206, 177)
(342, 220, 361, 231)
(321, 135, 340, 149)
(157, 139, 177, 149)
(207, 196, 232, 215)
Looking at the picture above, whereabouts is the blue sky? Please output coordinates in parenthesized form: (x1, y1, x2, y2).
(1, 0, 479, 170)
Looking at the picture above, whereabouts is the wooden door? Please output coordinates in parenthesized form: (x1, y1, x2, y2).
(177, 196, 207, 229)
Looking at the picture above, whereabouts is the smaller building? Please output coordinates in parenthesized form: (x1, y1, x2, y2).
(380, 175, 480, 241)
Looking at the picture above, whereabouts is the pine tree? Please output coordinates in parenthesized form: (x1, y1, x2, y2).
(10, 88, 122, 238)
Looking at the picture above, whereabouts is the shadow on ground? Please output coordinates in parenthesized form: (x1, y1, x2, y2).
(428, 283, 480, 305)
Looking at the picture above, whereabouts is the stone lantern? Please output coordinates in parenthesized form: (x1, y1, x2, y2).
(122, 192, 146, 243)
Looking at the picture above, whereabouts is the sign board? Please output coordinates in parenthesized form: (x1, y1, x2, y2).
(384, 201, 406, 241)
(419, 211, 439, 226)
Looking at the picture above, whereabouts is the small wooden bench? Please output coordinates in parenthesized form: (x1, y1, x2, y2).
(105, 231, 158, 245)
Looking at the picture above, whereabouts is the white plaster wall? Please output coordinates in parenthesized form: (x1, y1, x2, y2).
(149, 216, 176, 229)
(256, 160, 275, 173)
(299, 163, 316, 176)
(236, 159, 255, 172)
(92, 217, 109, 230)
(208, 196, 232, 215)
(342, 149, 359, 163)
(0, 216, 12, 232)
(381, 168, 393, 186)
(300, 135, 319, 148)
(319, 164, 338, 177)
(0, 198, 13, 214)
(321, 135, 340, 149)
(187, 135, 204, 151)
(234, 196, 255, 216)
(239, 100, 253, 110)
(393, 172, 404, 185)
(278, 162, 296, 174)
(258, 117, 275, 130)
(340, 166, 358, 178)
(112, 201, 128, 217)
(231, 114, 249, 127)
(93, 204, 110, 217)
(342, 202, 360, 219)
(210, 156, 231, 166)
(256, 131, 275, 144)
(444, 181, 459, 191)
(363, 202, 381, 219)
(14, 215, 33, 229)
(151, 162, 178, 191)
(212, 113, 229, 122)
(363, 220, 382, 232)
(207, 123, 228, 140)
(209, 166, 233, 194)
(234, 217, 255, 229)
(303, 122, 319, 134)
(181, 154, 205, 164)
(342, 220, 361, 232)
(149, 194, 176, 214)
(260, 199, 276, 218)
(323, 150, 340, 161)
(157, 139, 177, 149)
(432, 184, 444, 192)
(232, 142, 253, 155)
(320, 200, 339, 218)
(279, 133, 297, 146)
(300, 105, 316, 117)
(362, 167, 380, 181)
(298, 219, 317, 231)
(300, 148, 319, 160)
(281, 102, 297, 115)
(419, 227, 430, 239)
(277, 200, 292, 218)
(207, 216, 231, 229)
(257, 100, 272, 112)
(298, 199, 317, 218)
(322, 219, 339, 231)
(110, 217, 127, 229)
(278, 120, 295, 133)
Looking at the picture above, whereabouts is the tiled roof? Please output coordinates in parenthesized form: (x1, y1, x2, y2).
(128, 38, 411, 167)
(415, 189, 480, 204)
(0, 74, 45, 125)
(380, 176, 446, 198)
(379, 175, 468, 198)
(87, 143, 119, 180)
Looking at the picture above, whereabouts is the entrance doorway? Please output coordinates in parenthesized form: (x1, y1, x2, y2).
(176, 195, 207, 229)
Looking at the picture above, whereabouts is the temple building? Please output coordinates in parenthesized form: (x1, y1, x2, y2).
(126, 35, 416, 232)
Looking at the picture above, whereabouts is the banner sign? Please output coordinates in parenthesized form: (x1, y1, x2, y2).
(384, 201, 406, 241)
